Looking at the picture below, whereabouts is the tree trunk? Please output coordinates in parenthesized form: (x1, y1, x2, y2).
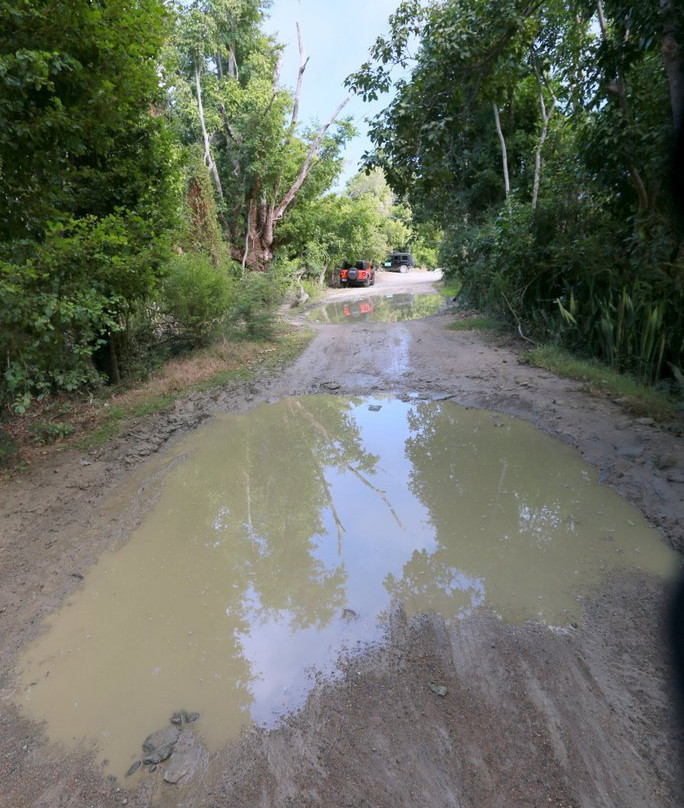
(660, 0, 684, 133)
(531, 70, 556, 210)
(493, 103, 511, 209)
(232, 192, 274, 272)
(194, 58, 225, 202)
(92, 331, 121, 385)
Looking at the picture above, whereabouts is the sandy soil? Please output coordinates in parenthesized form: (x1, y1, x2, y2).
(1, 269, 683, 808)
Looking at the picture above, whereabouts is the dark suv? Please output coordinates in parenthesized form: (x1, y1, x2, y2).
(383, 252, 415, 273)
(339, 260, 376, 287)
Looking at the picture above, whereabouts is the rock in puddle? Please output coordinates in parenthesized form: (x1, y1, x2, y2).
(125, 760, 142, 777)
(132, 711, 204, 780)
(163, 729, 208, 785)
(142, 725, 180, 765)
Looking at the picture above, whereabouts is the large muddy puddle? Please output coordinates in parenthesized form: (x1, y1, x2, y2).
(15, 396, 678, 779)
(307, 292, 445, 323)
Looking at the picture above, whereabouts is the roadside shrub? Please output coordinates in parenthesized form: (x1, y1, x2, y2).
(228, 271, 283, 340)
(0, 209, 171, 410)
(443, 187, 683, 383)
(158, 252, 235, 345)
(28, 420, 76, 445)
(0, 257, 119, 412)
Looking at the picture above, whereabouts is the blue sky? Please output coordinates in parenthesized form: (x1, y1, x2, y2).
(262, 0, 405, 189)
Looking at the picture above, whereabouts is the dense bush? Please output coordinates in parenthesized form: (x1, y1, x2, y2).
(228, 267, 287, 340)
(350, 0, 684, 387)
(446, 189, 683, 383)
(0, 0, 176, 408)
(158, 253, 236, 345)
(0, 212, 169, 411)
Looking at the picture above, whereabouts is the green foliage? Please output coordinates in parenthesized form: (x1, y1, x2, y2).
(352, 0, 684, 384)
(0, 0, 173, 241)
(0, 428, 19, 468)
(447, 190, 682, 382)
(0, 0, 178, 406)
(556, 282, 680, 384)
(0, 209, 173, 409)
(179, 149, 225, 264)
(158, 252, 236, 344)
(277, 191, 388, 282)
(229, 269, 284, 339)
(277, 168, 442, 283)
(28, 420, 76, 445)
(409, 220, 443, 269)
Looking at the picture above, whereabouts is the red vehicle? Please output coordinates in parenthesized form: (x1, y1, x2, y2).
(339, 260, 376, 287)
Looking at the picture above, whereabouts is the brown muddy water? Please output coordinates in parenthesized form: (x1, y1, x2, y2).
(15, 396, 678, 780)
(307, 292, 445, 323)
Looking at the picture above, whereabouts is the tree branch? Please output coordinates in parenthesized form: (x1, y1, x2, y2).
(502, 293, 536, 345)
(274, 94, 351, 222)
(291, 21, 310, 128)
(194, 57, 225, 203)
(492, 103, 511, 209)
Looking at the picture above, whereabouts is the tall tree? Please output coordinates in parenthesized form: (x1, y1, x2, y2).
(173, 1, 352, 270)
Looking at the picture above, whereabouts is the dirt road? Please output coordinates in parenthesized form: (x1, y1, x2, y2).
(1, 269, 683, 807)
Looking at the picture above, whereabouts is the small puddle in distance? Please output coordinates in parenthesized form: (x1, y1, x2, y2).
(15, 396, 678, 779)
(307, 292, 445, 323)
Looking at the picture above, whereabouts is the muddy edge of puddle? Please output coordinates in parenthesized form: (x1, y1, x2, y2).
(14, 397, 676, 781)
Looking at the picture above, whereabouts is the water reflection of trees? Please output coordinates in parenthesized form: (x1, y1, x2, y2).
(179, 396, 380, 633)
(310, 294, 443, 324)
(384, 548, 485, 619)
(394, 401, 582, 618)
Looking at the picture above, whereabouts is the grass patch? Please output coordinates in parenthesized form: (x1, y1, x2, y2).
(76, 327, 313, 449)
(440, 278, 462, 299)
(447, 315, 503, 332)
(4, 326, 314, 460)
(525, 344, 681, 423)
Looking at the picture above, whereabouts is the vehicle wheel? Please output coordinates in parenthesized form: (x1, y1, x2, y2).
(399, 264, 408, 273)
